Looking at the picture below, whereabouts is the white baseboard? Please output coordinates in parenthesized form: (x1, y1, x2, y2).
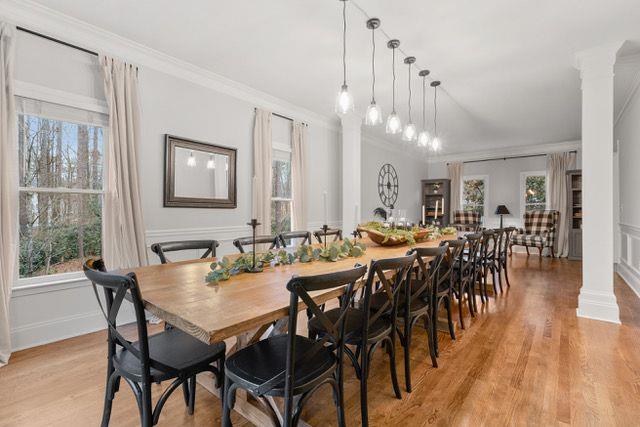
(576, 289, 621, 324)
(616, 261, 640, 299)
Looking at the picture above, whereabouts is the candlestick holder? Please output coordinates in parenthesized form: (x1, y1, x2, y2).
(322, 224, 329, 250)
(351, 229, 360, 244)
(246, 219, 263, 273)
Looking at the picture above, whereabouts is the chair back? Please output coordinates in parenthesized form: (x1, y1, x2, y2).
(523, 210, 559, 235)
(232, 235, 280, 253)
(433, 240, 462, 294)
(278, 230, 312, 247)
(462, 233, 482, 275)
(313, 228, 343, 244)
(150, 240, 220, 264)
(501, 227, 516, 257)
(83, 259, 177, 379)
(406, 245, 448, 306)
(480, 229, 497, 262)
(253, 264, 368, 399)
(452, 210, 481, 232)
(360, 253, 417, 339)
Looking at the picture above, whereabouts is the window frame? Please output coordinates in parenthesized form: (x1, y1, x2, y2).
(460, 174, 489, 221)
(519, 171, 548, 217)
(270, 123, 293, 239)
(14, 86, 108, 289)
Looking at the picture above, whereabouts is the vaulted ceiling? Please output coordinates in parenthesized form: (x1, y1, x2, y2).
(30, 0, 640, 154)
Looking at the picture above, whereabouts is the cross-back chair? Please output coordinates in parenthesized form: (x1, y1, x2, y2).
(150, 240, 219, 264)
(313, 228, 343, 244)
(222, 264, 368, 427)
(498, 226, 516, 287)
(278, 230, 312, 247)
(477, 230, 498, 302)
(456, 233, 482, 326)
(232, 235, 280, 253)
(83, 259, 225, 427)
(431, 240, 463, 356)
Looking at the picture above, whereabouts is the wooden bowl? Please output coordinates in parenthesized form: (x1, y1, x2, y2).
(358, 226, 431, 246)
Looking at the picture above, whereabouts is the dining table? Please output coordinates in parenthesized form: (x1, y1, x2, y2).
(125, 234, 452, 426)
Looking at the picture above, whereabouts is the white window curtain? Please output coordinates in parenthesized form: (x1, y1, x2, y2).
(101, 55, 148, 269)
(547, 151, 576, 257)
(291, 122, 307, 231)
(447, 161, 463, 218)
(252, 109, 272, 235)
(0, 22, 17, 367)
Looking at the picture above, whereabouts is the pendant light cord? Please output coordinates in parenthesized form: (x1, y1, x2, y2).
(433, 85, 438, 135)
(422, 77, 426, 128)
(391, 47, 396, 112)
(407, 62, 412, 122)
(342, 0, 347, 86)
(371, 27, 376, 103)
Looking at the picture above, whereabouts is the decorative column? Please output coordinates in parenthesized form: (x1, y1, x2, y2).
(574, 43, 622, 323)
(341, 113, 362, 234)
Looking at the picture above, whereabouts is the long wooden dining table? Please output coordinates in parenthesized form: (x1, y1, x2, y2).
(126, 235, 450, 425)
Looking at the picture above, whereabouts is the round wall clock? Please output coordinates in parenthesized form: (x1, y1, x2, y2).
(378, 163, 399, 208)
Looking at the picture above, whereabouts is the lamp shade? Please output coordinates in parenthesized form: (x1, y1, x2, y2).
(495, 205, 510, 215)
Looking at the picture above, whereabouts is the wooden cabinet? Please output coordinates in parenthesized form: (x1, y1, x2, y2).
(567, 170, 582, 260)
(421, 179, 451, 225)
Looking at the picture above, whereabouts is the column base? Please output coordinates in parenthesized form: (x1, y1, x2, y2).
(576, 290, 620, 324)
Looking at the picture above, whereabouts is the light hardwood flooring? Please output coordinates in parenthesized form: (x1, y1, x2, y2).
(1, 254, 639, 426)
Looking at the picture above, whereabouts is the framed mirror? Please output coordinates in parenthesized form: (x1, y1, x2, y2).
(164, 135, 237, 208)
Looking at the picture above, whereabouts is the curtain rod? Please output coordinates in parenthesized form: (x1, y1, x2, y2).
(17, 26, 99, 57)
(447, 150, 578, 165)
(254, 108, 308, 126)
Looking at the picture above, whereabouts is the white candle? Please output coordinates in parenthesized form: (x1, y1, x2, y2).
(441, 198, 445, 215)
(354, 204, 359, 227)
(422, 205, 425, 225)
(434, 200, 439, 219)
(251, 176, 258, 219)
(323, 191, 328, 225)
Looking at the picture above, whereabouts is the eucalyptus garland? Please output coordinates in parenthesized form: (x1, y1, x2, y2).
(205, 238, 367, 284)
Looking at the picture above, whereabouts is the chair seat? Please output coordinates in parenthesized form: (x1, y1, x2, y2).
(114, 328, 225, 382)
(511, 234, 544, 247)
(225, 335, 335, 396)
(309, 306, 392, 343)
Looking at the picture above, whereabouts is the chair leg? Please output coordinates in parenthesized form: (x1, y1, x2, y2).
(423, 315, 438, 368)
(335, 348, 346, 427)
(387, 337, 402, 399)
(458, 284, 465, 329)
(188, 376, 196, 415)
(432, 300, 440, 357)
(140, 381, 153, 427)
(222, 376, 234, 427)
(182, 380, 189, 406)
(492, 268, 499, 295)
(551, 246, 556, 258)
(526, 246, 530, 255)
(538, 246, 543, 257)
(467, 285, 475, 317)
(504, 262, 511, 287)
(445, 297, 456, 340)
(360, 345, 369, 427)
(497, 265, 503, 293)
(101, 371, 119, 427)
(404, 317, 413, 392)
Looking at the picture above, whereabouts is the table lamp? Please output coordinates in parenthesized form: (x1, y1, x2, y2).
(495, 205, 510, 228)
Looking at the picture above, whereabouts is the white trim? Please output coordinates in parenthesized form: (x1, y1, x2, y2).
(616, 262, 640, 299)
(13, 270, 87, 294)
(461, 174, 489, 222)
(428, 140, 581, 164)
(18, 186, 103, 195)
(519, 171, 547, 217)
(14, 80, 108, 114)
(0, 0, 339, 132)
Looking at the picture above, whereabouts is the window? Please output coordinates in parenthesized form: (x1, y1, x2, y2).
(461, 176, 487, 218)
(521, 172, 546, 212)
(17, 98, 107, 279)
(271, 116, 292, 236)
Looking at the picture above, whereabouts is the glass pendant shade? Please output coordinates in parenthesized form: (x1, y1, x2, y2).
(187, 151, 196, 167)
(402, 122, 417, 141)
(335, 84, 354, 115)
(206, 156, 215, 169)
(430, 136, 442, 151)
(417, 130, 430, 147)
(386, 111, 402, 134)
(365, 102, 383, 125)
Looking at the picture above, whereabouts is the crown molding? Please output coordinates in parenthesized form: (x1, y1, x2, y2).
(0, 0, 340, 131)
(426, 139, 581, 164)
(361, 133, 431, 163)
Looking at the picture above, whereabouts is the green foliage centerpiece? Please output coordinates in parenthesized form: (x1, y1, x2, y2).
(205, 238, 366, 284)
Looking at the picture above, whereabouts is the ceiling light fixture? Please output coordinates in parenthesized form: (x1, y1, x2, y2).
(417, 69, 431, 147)
(365, 18, 382, 126)
(187, 151, 196, 167)
(207, 155, 215, 169)
(430, 80, 442, 151)
(385, 39, 401, 134)
(402, 56, 417, 141)
(335, 0, 354, 115)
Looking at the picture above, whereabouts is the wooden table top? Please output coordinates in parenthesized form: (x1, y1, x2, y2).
(128, 236, 451, 344)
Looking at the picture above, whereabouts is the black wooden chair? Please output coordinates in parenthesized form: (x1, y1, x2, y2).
(477, 230, 498, 302)
(83, 259, 225, 427)
(498, 227, 516, 288)
(278, 230, 312, 247)
(309, 254, 415, 426)
(222, 264, 368, 427)
(150, 240, 219, 264)
(431, 240, 462, 357)
(232, 235, 280, 253)
(454, 233, 482, 327)
(313, 228, 343, 244)
(400, 245, 447, 390)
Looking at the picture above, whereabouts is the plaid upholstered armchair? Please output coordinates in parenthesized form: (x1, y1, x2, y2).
(510, 210, 559, 257)
(450, 210, 482, 232)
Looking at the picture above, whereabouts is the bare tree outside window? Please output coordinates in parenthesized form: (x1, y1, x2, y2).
(524, 175, 546, 211)
(462, 178, 486, 217)
(18, 113, 104, 278)
(271, 157, 292, 236)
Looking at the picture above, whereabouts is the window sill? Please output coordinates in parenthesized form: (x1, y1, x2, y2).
(12, 272, 90, 298)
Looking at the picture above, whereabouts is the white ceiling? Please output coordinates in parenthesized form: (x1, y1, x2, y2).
(31, 0, 640, 154)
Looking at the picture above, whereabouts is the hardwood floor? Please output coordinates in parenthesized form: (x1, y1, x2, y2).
(1, 254, 639, 426)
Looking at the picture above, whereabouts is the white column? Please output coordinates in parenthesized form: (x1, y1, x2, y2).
(575, 43, 622, 324)
(340, 113, 362, 234)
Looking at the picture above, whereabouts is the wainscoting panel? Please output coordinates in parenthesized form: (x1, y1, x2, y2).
(617, 223, 640, 298)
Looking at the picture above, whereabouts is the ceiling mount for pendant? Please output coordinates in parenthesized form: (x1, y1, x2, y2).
(430, 80, 441, 87)
(387, 39, 400, 49)
(404, 56, 416, 65)
(366, 17, 380, 30)
(419, 69, 431, 77)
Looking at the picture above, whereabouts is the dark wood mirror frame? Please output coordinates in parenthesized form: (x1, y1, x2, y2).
(164, 134, 237, 208)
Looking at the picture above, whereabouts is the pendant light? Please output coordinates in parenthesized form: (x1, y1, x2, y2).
(417, 69, 430, 147)
(365, 18, 382, 125)
(430, 80, 442, 151)
(402, 56, 417, 141)
(187, 150, 196, 167)
(385, 39, 401, 134)
(207, 155, 215, 169)
(335, 0, 353, 114)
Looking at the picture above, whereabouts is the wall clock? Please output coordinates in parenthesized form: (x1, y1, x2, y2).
(378, 163, 399, 208)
